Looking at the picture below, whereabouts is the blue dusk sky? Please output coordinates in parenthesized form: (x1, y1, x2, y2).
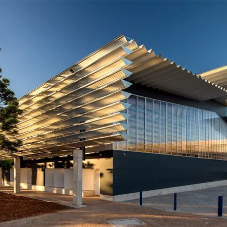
(0, 1, 227, 98)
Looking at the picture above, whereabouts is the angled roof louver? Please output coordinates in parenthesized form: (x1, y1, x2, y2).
(199, 66, 227, 105)
(0, 35, 136, 159)
(1, 35, 227, 159)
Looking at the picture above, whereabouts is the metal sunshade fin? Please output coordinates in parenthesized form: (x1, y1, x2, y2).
(129, 59, 172, 84)
(19, 124, 129, 151)
(20, 112, 130, 145)
(19, 57, 132, 117)
(20, 57, 132, 115)
(125, 45, 149, 61)
(19, 44, 131, 109)
(18, 101, 131, 137)
(19, 35, 129, 105)
(199, 66, 227, 80)
(140, 63, 180, 86)
(19, 79, 132, 123)
(18, 91, 131, 130)
(23, 69, 131, 112)
(126, 55, 165, 76)
(20, 124, 129, 150)
(18, 101, 131, 138)
(16, 133, 128, 157)
(124, 39, 139, 51)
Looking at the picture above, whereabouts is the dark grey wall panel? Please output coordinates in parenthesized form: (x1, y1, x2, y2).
(113, 150, 227, 196)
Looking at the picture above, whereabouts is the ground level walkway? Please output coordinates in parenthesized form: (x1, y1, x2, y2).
(124, 186, 227, 218)
(1, 186, 227, 227)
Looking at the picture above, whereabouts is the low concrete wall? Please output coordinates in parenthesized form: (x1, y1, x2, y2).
(44, 168, 95, 196)
(3, 168, 96, 197)
(21, 168, 32, 189)
(3, 168, 31, 189)
(2, 181, 13, 187)
(54, 169, 64, 188)
(45, 169, 54, 187)
(101, 179, 227, 202)
(83, 169, 94, 191)
(64, 169, 73, 190)
(10, 168, 14, 182)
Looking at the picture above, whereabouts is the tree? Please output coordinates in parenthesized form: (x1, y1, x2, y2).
(0, 48, 22, 154)
(0, 159, 13, 169)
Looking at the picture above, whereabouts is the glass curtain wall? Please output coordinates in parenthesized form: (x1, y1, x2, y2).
(113, 94, 227, 160)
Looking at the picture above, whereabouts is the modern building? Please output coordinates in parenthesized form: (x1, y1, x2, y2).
(1, 35, 227, 202)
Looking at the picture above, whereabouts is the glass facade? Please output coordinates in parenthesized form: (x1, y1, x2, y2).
(114, 94, 227, 160)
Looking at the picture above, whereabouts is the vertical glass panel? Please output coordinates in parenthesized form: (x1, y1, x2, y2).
(172, 104, 177, 154)
(224, 121, 226, 160)
(191, 108, 198, 157)
(153, 100, 160, 153)
(127, 95, 137, 151)
(186, 107, 191, 156)
(198, 109, 203, 158)
(220, 118, 223, 159)
(209, 111, 212, 158)
(137, 97, 145, 151)
(205, 111, 209, 158)
(201, 110, 206, 158)
(145, 98, 153, 152)
(190, 108, 195, 156)
(215, 113, 219, 159)
(218, 116, 222, 159)
(211, 113, 215, 159)
(160, 102, 166, 154)
(194, 109, 199, 157)
(113, 142, 117, 149)
(177, 105, 183, 155)
(208, 112, 212, 159)
(182, 106, 187, 155)
(166, 103, 172, 154)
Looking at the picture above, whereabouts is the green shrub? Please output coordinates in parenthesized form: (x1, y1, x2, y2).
(0, 160, 13, 169)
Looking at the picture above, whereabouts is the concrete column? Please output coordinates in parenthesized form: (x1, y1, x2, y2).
(94, 169, 100, 195)
(0, 168, 2, 186)
(73, 149, 83, 207)
(14, 157, 20, 193)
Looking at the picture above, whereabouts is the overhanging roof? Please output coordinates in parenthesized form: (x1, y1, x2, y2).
(199, 66, 227, 105)
(1, 35, 227, 159)
(1, 35, 137, 159)
(126, 51, 227, 102)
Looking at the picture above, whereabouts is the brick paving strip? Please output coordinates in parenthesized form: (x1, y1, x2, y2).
(1, 192, 227, 227)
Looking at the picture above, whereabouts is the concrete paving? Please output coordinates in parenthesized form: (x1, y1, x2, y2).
(123, 186, 227, 218)
(2, 186, 227, 226)
(1, 194, 227, 227)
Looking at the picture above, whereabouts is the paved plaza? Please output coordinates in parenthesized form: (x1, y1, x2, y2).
(124, 186, 227, 218)
(1, 186, 227, 226)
